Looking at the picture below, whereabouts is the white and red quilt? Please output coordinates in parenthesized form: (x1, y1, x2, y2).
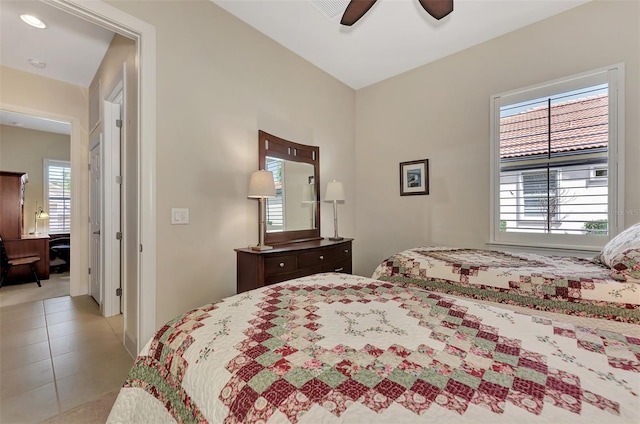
(107, 273, 639, 423)
(372, 247, 640, 323)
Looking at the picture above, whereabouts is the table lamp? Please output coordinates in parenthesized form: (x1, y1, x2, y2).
(248, 170, 276, 251)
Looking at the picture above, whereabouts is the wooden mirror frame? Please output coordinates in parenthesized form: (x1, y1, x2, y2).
(259, 130, 321, 245)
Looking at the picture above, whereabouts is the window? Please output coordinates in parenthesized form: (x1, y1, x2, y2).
(265, 157, 284, 231)
(491, 65, 624, 249)
(590, 167, 608, 180)
(44, 159, 71, 234)
(522, 170, 558, 219)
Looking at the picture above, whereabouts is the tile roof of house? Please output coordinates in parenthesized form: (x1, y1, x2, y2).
(500, 93, 608, 159)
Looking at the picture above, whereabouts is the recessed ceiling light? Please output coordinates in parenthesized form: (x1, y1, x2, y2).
(20, 14, 46, 29)
(28, 59, 47, 69)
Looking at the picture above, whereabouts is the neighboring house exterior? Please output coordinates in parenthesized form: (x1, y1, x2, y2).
(499, 92, 609, 236)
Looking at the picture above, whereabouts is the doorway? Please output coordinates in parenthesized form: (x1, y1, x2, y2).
(1, 0, 156, 355)
(52, 0, 158, 355)
(0, 111, 72, 307)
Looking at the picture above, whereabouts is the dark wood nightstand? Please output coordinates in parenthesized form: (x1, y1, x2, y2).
(235, 238, 353, 293)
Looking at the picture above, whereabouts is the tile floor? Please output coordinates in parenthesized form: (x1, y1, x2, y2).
(0, 295, 133, 423)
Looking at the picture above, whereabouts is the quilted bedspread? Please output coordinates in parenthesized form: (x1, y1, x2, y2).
(107, 273, 639, 423)
(371, 247, 640, 323)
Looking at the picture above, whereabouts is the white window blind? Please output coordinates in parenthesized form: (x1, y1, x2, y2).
(490, 65, 624, 250)
(265, 157, 284, 231)
(45, 159, 71, 234)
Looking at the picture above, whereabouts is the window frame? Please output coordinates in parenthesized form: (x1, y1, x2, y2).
(489, 64, 625, 251)
(44, 158, 72, 234)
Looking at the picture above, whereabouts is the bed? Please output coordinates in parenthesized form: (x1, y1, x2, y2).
(371, 225, 640, 324)
(371, 247, 640, 323)
(107, 272, 639, 423)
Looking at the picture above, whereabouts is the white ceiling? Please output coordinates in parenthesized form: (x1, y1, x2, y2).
(212, 0, 591, 89)
(0, 0, 114, 134)
(0, 0, 114, 88)
(0, 0, 591, 114)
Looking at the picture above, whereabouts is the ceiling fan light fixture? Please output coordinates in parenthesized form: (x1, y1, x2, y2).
(340, 0, 454, 26)
(20, 14, 47, 29)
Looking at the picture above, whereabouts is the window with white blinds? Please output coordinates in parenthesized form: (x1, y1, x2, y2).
(44, 159, 71, 234)
(265, 157, 284, 231)
(490, 65, 624, 250)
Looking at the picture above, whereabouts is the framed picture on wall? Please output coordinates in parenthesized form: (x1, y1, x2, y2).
(400, 159, 429, 196)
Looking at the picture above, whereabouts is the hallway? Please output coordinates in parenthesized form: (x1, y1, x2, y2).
(0, 295, 132, 423)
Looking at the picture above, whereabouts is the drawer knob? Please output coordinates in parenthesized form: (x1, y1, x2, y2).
(319, 255, 324, 260)
(344, 249, 349, 253)
(279, 262, 285, 268)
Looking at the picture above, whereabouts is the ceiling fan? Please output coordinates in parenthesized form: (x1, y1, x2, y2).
(341, 0, 453, 26)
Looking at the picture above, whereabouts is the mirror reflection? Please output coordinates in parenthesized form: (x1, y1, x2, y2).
(266, 157, 316, 233)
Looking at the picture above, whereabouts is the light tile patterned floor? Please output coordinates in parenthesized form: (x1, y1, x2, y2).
(0, 295, 133, 423)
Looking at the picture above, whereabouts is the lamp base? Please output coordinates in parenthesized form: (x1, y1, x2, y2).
(328, 236, 344, 241)
(250, 244, 273, 251)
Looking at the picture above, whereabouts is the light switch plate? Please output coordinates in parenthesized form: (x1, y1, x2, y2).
(171, 208, 189, 225)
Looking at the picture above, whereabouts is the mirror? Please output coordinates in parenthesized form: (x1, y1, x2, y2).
(259, 130, 320, 245)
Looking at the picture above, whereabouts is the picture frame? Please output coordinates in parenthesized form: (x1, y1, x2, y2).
(400, 159, 429, 196)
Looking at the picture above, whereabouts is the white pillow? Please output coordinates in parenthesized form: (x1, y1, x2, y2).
(598, 222, 640, 281)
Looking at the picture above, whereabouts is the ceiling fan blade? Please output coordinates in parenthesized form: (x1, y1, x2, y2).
(341, 0, 378, 26)
(418, 0, 453, 20)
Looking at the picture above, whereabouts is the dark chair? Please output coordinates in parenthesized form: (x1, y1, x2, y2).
(0, 235, 41, 288)
(49, 236, 71, 273)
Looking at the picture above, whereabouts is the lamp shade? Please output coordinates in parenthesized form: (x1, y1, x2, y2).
(324, 180, 345, 202)
(37, 210, 49, 219)
(248, 170, 276, 198)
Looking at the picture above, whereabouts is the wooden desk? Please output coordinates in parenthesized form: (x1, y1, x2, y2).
(1, 235, 50, 283)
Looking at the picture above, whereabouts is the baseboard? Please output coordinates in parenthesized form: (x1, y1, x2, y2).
(124, 330, 137, 358)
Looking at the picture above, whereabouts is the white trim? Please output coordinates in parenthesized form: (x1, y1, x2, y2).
(489, 63, 625, 250)
(609, 65, 625, 234)
(46, 0, 157, 354)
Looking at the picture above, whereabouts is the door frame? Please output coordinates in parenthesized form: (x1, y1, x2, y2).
(47, 0, 157, 354)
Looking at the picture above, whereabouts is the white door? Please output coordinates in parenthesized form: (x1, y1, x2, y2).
(90, 133, 102, 304)
(103, 87, 123, 318)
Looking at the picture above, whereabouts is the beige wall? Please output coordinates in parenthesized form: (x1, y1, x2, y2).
(0, 125, 70, 234)
(354, 0, 640, 275)
(108, 0, 357, 325)
(0, 65, 89, 293)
